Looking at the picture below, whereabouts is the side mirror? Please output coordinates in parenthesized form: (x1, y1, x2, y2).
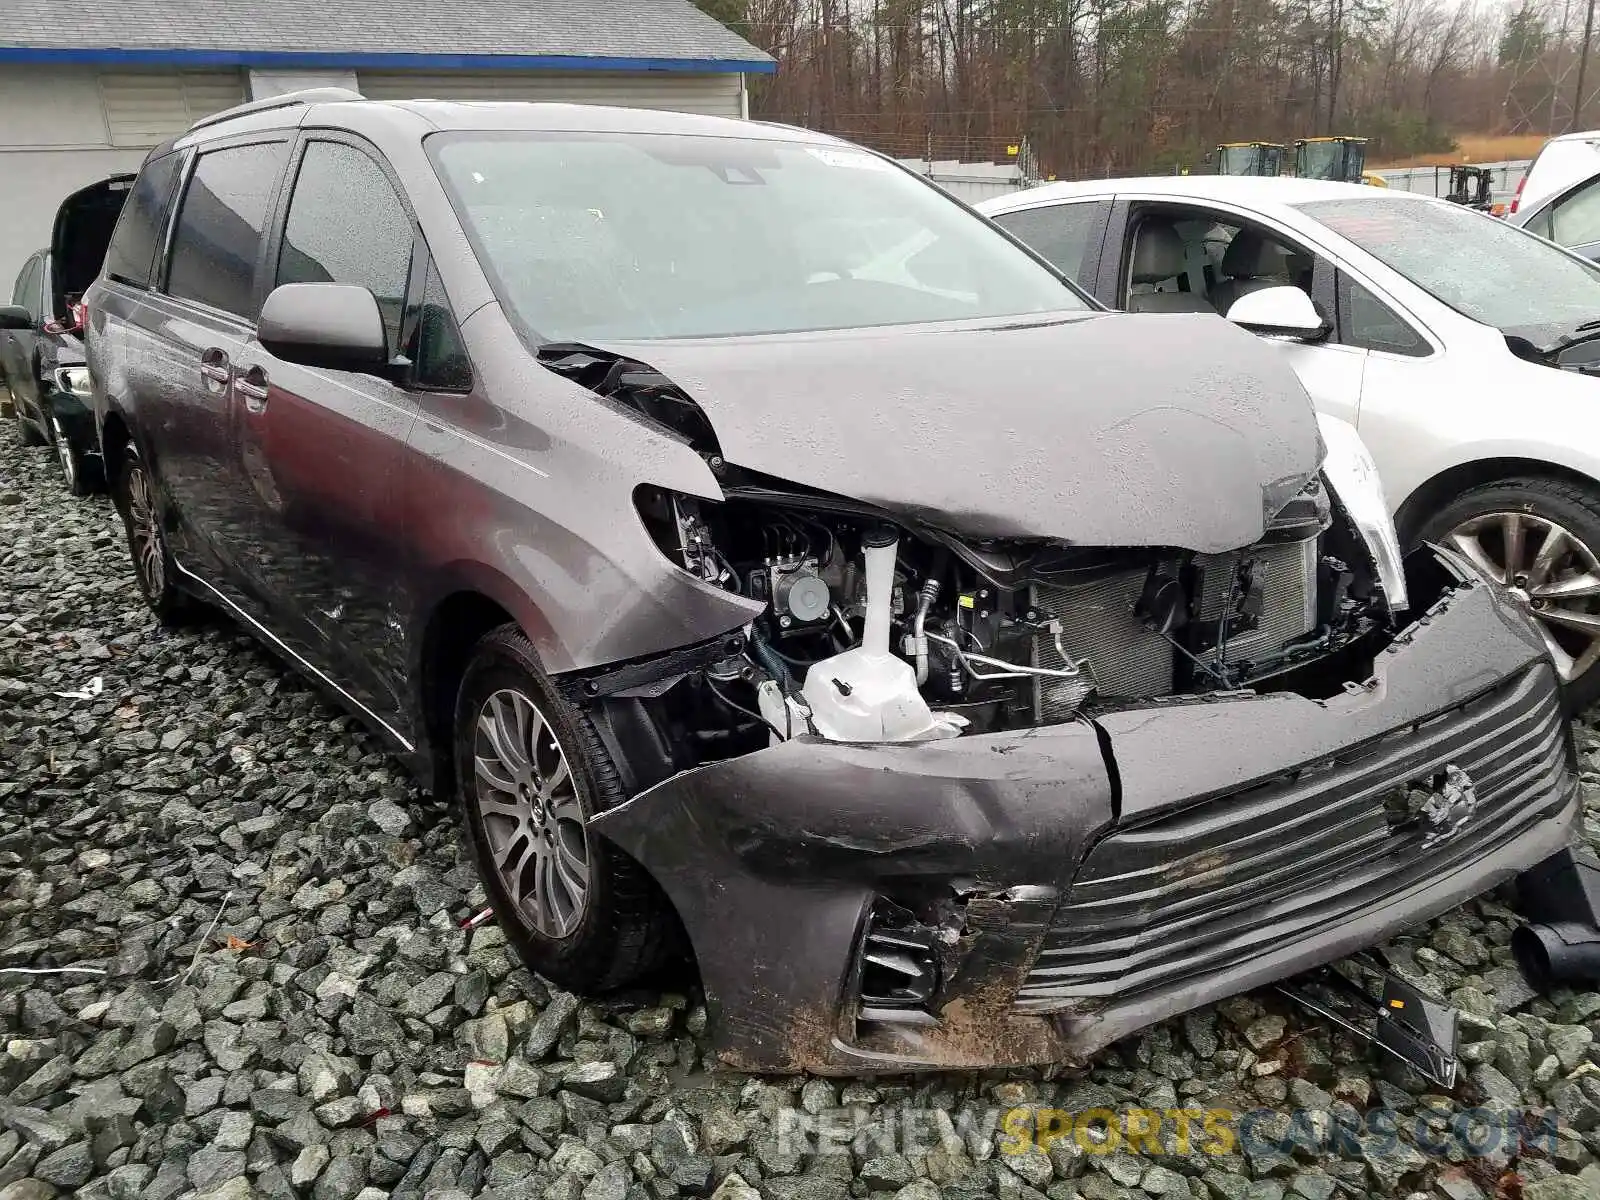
(258, 283, 390, 374)
(1225, 286, 1329, 341)
(0, 305, 34, 332)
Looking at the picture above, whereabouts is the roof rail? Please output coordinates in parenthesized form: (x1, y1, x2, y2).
(188, 86, 364, 133)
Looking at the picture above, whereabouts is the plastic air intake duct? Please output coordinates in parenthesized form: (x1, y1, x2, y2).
(1513, 922, 1600, 987)
(1513, 847, 1600, 986)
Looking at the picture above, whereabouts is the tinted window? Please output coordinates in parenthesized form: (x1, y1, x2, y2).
(12, 256, 39, 315)
(1301, 196, 1600, 345)
(104, 152, 184, 289)
(277, 140, 413, 354)
(991, 201, 1108, 283)
(166, 142, 288, 319)
(405, 259, 471, 391)
(1552, 178, 1600, 249)
(23, 257, 45, 317)
(1337, 273, 1427, 357)
(430, 132, 1086, 341)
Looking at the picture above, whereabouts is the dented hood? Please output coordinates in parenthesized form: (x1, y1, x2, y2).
(603, 311, 1323, 553)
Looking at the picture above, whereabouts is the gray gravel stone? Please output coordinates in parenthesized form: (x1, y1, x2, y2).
(293, 1144, 331, 1188)
(760, 1179, 849, 1200)
(313, 1154, 367, 1200)
(525, 993, 581, 1060)
(213, 1112, 254, 1151)
(32, 1141, 93, 1190)
(187, 1147, 247, 1192)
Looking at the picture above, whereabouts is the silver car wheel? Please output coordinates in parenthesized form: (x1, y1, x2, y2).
(126, 463, 165, 598)
(473, 688, 589, 938)
(50, 417, 76, 489)
(1447, 510, 1600, 682)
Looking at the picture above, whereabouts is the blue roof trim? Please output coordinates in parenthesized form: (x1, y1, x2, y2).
(0, 46, 775, 74)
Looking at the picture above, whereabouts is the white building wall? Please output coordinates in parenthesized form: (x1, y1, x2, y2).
(0, 63, 747, 291)
(248, 69, 360, 99)
(357, 70, 745, 118)
(0, 64, 248, 289)
(0, 66, 143, 291)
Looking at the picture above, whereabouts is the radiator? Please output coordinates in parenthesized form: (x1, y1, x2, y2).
(1032, 537, 1319, 719)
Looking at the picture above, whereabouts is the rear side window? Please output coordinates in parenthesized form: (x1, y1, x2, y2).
(276, 140, 414, 354)
(104, 152, 184, 289)
(12, 255, 40, 314)
(166, 142, 288, 319)
(991, 201, 1110, 284)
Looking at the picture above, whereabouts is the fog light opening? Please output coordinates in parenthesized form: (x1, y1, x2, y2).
(854, 898, 941, 1027)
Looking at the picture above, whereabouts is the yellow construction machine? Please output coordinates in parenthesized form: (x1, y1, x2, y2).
(1293, 137, 1389, 187)
(1215, 141, 1287, 177)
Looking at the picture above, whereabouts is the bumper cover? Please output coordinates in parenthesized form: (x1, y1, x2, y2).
(592, 551, 1578, 1072)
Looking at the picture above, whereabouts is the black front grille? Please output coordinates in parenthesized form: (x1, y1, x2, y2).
(1016, 666, 1572, 1012)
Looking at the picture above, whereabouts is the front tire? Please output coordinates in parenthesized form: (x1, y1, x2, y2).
(49, 414, 100, 497)
(1415, 476, 1600, 712)
(454, 625, 677, 993)
(112, 444, 197, 624)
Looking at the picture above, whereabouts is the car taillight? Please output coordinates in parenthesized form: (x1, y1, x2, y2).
(1511, 176, 1526, 214)
(44, 302, 89, 336)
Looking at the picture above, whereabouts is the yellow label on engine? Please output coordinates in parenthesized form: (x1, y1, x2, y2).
(959, 594, 976, 609)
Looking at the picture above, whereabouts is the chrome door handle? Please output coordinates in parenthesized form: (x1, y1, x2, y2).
(200, 347, 230, 389)
(234, 367, 269, 413)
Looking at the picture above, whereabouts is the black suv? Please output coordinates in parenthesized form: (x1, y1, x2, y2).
(1, 175, 132, 493)
(84, 88, 1578, 1074)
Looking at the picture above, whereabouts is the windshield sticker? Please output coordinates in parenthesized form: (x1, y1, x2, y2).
(806, 147, 892, 171)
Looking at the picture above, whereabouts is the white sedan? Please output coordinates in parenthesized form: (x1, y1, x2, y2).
(979, 175, 1600, 706)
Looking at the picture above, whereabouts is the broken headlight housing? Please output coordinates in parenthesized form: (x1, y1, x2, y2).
(1317, 415, 1408, 614)
(53, 366, 92, 398)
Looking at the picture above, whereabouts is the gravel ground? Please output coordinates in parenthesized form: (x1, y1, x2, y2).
(8, 420, 1600, 1200)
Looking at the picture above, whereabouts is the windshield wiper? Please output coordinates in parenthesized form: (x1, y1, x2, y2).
(1533, 323, 1600, 357)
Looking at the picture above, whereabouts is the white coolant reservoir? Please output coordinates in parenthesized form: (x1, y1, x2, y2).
(802, 527, 965, 743)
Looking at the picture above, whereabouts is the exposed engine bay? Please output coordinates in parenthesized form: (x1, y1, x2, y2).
(625, 472, 1401, 764)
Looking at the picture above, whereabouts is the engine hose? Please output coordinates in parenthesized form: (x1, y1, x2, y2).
(913, 576, 942, 686)
(751, 633, 795, 692)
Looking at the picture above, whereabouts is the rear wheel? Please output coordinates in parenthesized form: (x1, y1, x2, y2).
(113, 445, 197, 624)
(1416, 477, 1600, 711)
(9, 382, 44, 446)
(454, 625, 677, 993)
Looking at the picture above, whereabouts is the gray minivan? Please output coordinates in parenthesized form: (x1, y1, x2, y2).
(84, 88, 1577, 1075)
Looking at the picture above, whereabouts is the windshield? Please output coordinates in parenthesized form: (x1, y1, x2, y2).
(1301, 196, 1600, 345)
(1219, 145, 1282, 176)
(429, 131, 1087, 341)
(1298, 142, 1360, 181)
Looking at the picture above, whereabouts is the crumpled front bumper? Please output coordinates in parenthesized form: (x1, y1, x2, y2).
(591, 549, 1579, 1073)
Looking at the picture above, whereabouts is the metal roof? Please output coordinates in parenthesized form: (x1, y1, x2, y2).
(0, 0, 774, 73)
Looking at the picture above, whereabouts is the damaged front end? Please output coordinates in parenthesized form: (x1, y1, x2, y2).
(584, 546, 1575, 1072)
(541, 340, 1577, 1073)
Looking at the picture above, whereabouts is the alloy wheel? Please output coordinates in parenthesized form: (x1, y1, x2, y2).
(125, 463, 165, 599)
(1446, 510, 1600, 683)
(50, 417, 75, 490)
(472, 688, 590, 938)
